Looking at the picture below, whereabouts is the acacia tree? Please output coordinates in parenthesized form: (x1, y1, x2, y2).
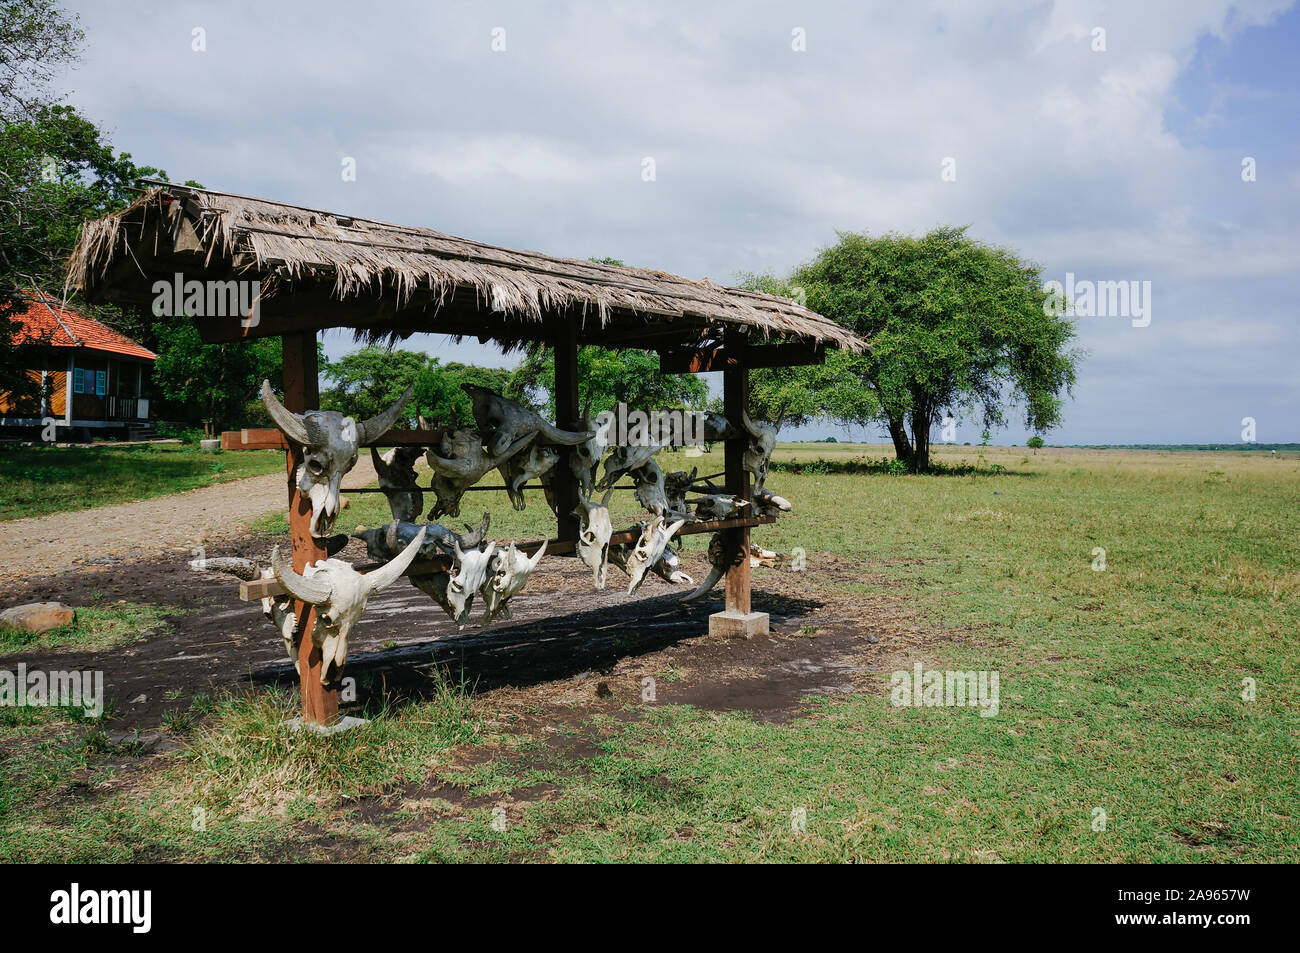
(736, 272, 877, 428)
(792, 227, 1079, 472)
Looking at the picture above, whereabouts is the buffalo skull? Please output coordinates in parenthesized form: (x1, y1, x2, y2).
(497, 443, 560, 511)
(370, 445, 425, 522)
(270, 526, 426, 685)
(411, 540, 497, 629)
(623, 516, 686, 594)
(262, 380, 413, 537)
(573, 487, 615, 589)
(741, 411, 778, 491)
(480, 539, 547, 623)
(462, 385, 592, 458)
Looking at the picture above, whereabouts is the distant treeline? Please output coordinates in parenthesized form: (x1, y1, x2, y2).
(1059, 444, 1300, 452)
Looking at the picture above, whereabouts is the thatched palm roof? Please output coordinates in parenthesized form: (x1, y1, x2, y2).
(67, 183, 867, 353)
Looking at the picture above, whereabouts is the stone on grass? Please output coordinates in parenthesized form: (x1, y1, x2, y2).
(0, 602, 76, 633)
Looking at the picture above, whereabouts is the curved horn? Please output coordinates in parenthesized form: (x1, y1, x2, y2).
(356, 384, 414, 446)
(681, 562, 726, 603)
(600, 485, 615, 508)
(529, 537, 548, 570)
(459, 510, 491, 549)
(270, 545, 333, 604)
(537, 420, 595, 446)
(741, 410, 762, 439)
(260, 380, 310, 446)
(664, 519, 687, 540)
(365, 526, 426, 594)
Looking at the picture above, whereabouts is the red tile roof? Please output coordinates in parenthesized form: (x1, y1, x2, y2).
(9, 292, 156, 361)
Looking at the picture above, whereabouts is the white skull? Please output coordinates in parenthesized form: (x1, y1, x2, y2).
(574, 487, 615, 589)
(625, 516, 686, 593)
(270, 526, 425, 685)
(480, 540, 547, 623)
(413, 540, 498, 629)
(261, 380, 413, 537)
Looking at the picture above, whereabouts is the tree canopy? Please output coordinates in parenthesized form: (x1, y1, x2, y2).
(789, 227, 1079, 471)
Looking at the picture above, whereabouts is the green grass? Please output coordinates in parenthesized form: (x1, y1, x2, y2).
(0, 443, 284, 521)
(0, 602, 181, 657)
(3, 444, 1298, 862)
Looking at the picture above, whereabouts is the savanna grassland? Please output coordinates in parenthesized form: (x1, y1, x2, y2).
(0, 442, 284, 522)
(1, 443, 1296, 862)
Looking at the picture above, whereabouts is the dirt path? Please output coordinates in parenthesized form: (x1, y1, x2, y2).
(0, 457, 376, 582)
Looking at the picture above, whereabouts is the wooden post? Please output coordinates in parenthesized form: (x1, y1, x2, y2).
(282, 331, 338, 726)
(710, 329, 769, 638)
(553, 316, 581, 545)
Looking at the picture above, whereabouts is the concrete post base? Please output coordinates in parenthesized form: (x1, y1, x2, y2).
(709, 610, 770, 639)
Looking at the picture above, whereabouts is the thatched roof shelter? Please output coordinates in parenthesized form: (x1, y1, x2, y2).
(67, 183, 868, 354)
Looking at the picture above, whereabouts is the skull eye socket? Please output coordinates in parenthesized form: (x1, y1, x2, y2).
(449, 579, 463, 593)
(306, 458, 324, 475)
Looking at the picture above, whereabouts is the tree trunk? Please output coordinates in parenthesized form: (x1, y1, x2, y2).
(886, 415, 914, 466)
(909, 406, 931, 474)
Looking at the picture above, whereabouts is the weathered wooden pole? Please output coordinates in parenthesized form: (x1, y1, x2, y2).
(553, 315, 581, 545)
(711, 328, 769, 638)
(282, 331, 338, 726)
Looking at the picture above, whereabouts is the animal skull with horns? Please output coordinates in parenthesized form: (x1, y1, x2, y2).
(410, 539, 498, 629)
(461, 385, 592, 457)
(573, 487, 615, 588)
(261, 380, 413, 537)
(270, 526, 426, 685)
(497, 443, 560, 511)
(424, 428, 535, 519)
(479, 540, 548, 623)
(741, 411, 778, 492)
(611, 516, 687, 593)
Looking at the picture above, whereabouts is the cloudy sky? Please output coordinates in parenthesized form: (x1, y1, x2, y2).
(59, 0, 1299, 444)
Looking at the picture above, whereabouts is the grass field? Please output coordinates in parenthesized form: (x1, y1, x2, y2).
(2, 443, 1297, 862)
(0, 443, 285, 522)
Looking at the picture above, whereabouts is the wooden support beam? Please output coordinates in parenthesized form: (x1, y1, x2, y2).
(553, 316, 581, 543)
(659, 342, 825, 374)
(239, 515, 776, 601)
(711, 329, 769, 638)
(282, 332, 338, 727)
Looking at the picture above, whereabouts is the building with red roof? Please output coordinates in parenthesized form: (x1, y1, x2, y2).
(1, 291, 157, 437)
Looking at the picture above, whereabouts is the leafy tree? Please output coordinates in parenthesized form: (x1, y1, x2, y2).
(735, 271, 877, 428)
(505, 344, 707, 421)
(412, 360, 510, 427)
(150, 320, 280, 436)
(501, 259, 707, 420)
(0, 2, 168, 403)
(320, 345, 428, 422)
(0, 0, 83, 122)
(1027, 435, 1044, 449)
(792, 227, 1080, 472)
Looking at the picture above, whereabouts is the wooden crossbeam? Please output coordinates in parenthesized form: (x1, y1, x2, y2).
(237, 514, 775, 601)
(658, 342, 825, 374)
(221, 427, 448, 451)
